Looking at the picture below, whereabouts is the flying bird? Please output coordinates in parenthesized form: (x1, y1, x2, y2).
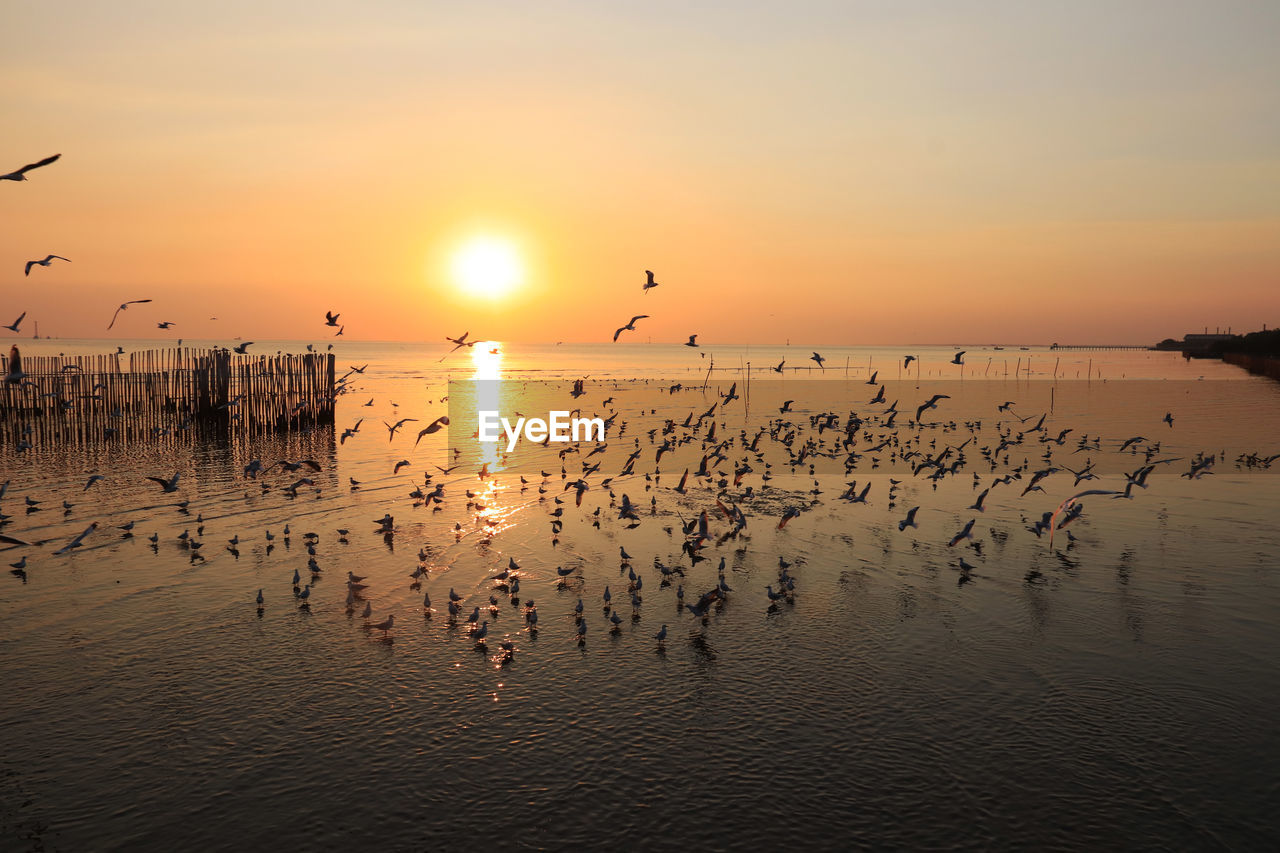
(684, 335, 699, 347)
(613, 315, 649, 343)
(3, 312, 26, 333)
(1, 153, 60, 182)
(325, 311, 341, 327)
(107, 299, 153, 330)
(146, 472, 182, 493)
(1047, 490, 1123, 547)
(385, 418, 418, 441)
(4, 345, 26, 384)
(157, 321, 176, 329)
(53, 522, 98, 555)
(811, 352, 825, 369)
(24, 255, 70, 276)
(233, 342, 254, 354)
(951, 351, 966, 365)
(414, 416, 450, 446)
(445, 331, 475, 351)
(915, 394, 951, 422)
(643, 270, 660, 294)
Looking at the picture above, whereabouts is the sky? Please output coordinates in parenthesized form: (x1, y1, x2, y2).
(3, 0, 1278, 345)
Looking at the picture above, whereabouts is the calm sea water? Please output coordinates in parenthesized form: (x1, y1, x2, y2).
(2, 340, 1279, 851)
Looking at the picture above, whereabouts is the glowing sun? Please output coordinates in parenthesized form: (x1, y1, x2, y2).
(451, 236, 523, 300)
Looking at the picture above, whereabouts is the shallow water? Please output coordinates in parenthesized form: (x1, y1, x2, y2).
(2, 342, 1278, 850)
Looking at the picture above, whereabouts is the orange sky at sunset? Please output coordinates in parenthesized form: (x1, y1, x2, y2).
(3, 1, 1277, 345)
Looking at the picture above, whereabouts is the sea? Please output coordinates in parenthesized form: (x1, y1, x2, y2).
(2, 340, 1278, 851)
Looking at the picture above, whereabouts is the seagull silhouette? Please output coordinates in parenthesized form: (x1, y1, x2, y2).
(643, 270, 660, 294)
(684, 335, 699, 348)
(4, 345, 26, 384)
(1, 153, 60, 182)
(108, 299, 152, 330)
(613, 315, 649, 343)
(146, 472, 182, 493)
(325, 311, 341, 327)
(24, 255, 70, 276)
(3, 312, 26, 333)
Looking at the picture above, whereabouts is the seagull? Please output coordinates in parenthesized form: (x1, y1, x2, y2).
(810, 352, 825, 370)
(53, 522, 98, 555)
(947, 519, 976, 547)
(145, 472, 181, 493)
(24, 255, 70, 276)
(233, 342, 254, 354)
(384, 418, 418, 441)
(915, 394, 951, 422)
(3, 312, 26, 332)
(107, 299, 152, 330)
(684, 335, 699, 347)
(370, 614, 395, 636)
(1047, 489, 1123, 547)
(898, 506, 919, 531)
(951, 351, 965, 365)
(325, 311, 341, 327)
(903, 355, 916, 368)
(613, 315, 649, 342)
(157, 321, 176, 329)
(445, 331, 475, 352)
(1, 153, 60, 182)
(654, 624, 668, 645)
(5, 345, 27, 384)
(643, 270, 660, 294)
(414, 416, 450, 445)
(1163, 412, 1174, 428)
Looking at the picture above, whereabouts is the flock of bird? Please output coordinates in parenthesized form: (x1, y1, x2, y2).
(3, 150, 1276, 663)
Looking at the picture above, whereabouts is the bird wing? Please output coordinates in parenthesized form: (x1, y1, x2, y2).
(24, 261, 35, 276)
(145, 476, 171, 489)
(17, 153, 61, 175)
(613, 326, 625, 342)
(10, 311, 26, 328)
(50, 255, 70, 263)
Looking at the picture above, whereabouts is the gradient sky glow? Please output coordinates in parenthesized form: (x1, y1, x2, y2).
(3, 1, 1278, 344)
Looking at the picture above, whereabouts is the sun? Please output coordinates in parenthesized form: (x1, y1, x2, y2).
(451, 236, 523, 300)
